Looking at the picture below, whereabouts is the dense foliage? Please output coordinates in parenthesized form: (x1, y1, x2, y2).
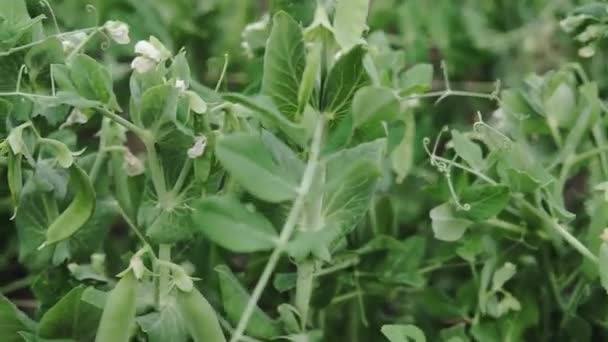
(3, 0, 608, 341)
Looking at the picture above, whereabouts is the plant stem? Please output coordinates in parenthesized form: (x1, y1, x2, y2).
(230, 116, 326, 342)
(158, 244, 171, 307)
(0, 276, 34, 294)
(295, 260, 315, 329)
(519, 200, 598, 264)
(97, 107, 148, 138)
(143, 139, 168, 204)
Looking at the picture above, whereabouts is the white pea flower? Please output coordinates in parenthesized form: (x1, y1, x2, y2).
(131, 36, 171, 73)
(61, 31, 87, 53)
(175, 79, 187, 92)
(578, 45, 596, 58)
(131, 56, 157, 73)
(123, 149, 145, 176)
(187, 136, 207, 159)
(104, 20, 130, 45)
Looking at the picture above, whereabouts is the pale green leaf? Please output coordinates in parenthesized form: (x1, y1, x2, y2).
(429, 203, 473, 242)
(333, 0, 369, 50)
(381, 324, 426, 342)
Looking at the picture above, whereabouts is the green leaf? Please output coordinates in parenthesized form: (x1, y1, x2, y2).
(215, 265, 281, 339)
(69, 54, 118, 109)
(429, 203, 473, 242)
(223, 93, 308, 146)
(460, 185, 510, 221)
(491, 262, 517, 291)
(137, 301, 188, 342)
(598, 242, 608, 294)
(25, 38, 64, 80)
(333, 0, 369, 51)
(544, 83, 576, 128)
(192, 196, 278, 252)
(352, 86, 399, 129)
(39, 138, 74, 168)
(381, 324, 426, 342)
(451, 130, 484, 171)
(145, 204, 196, 244)
(323, 139, 385, 236)
(321, 45, 370, 124)
(497, 142, 553, 193)
(262, 11, 306, 120)
(38, 286, 101, 342)
(137, 84, 179, 131)
(215, 133, 299, 202)
(0, 294, 36, 342)
(271, 0, 315, 25)
(400, 64, 433, 95)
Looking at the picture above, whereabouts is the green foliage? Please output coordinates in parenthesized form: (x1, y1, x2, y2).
(3, 0, 608, 341)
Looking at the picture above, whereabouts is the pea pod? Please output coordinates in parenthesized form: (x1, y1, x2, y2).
(43, 163, 95, 246)
(95, 271, 138, 342)
(7, 151, 22, 212)
(175, 287, 226, 342)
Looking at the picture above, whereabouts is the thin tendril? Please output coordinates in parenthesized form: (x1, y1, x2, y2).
(445, 169, 470, 211)
(85, 4, 100, 26)
(215, 53, 230, 92)
(98, 31, 111, 50)
(39, 0, 61, 34)
(16, 66, 28, 93)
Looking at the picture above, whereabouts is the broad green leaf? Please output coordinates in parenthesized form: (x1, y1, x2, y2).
(44, 164, 96, 246)
(25, 37, 64, 81)
(145, 204, 196, 244)
(381, 324, 426, 342)
(320, 45, 370, 124)
(451, 130, 484, 171)
(192, 196, 278, 252)
(429, 203, 473, 242)
(169, 51, 191, 86)
(323, 139, 385, 237)
(545, 83, 576, 128)
(38, 286, 101, 342)
(400, 64, 433, 95)
(491, 262, 516, 291)
(460, 185, 510, 221)
(262, 11, 306, 120)
(0, 0, 33, 49)
(599, 242, 608, 294)
(69, 54, 118, 109)
(0, 294, 36, 342)
(333, 0, 369, 51)
(39, 138, 74, 168)
(223, 93, 308, 146)
(137, 84, 179, 131)
(137, 301, 188, 342)
(215, 265, 281, 339)
(497, 142, 553, 193)
(352, 86, 399, 129)
(215, 133, 299, 202)
(375, 236, 426, 287)
(271, 0, 315, 25)
(261, 130, 305, 178)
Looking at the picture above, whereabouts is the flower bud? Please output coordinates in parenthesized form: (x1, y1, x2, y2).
(104, 20, 130, 45)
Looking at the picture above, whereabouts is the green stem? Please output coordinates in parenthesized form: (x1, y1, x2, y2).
(484, 218, 527, 234)
(519, 200, 598, 264)
(295, 260, 315, 329)
(143, 139, 168, 204)
(230, 116, 326, 342)
(97, 107, 148, 138)
(172, 158, 192, 195)
(0, 27, 98, 57)
(158, 244, 171, 307)
(66, 27, 102, 60)
(0, 276, 34, 294)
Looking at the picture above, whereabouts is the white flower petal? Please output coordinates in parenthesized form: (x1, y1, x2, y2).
(175, 79, 187, 92)
(131, 56, 156, 73)
(104, 20, 130, 45)
(135, 40, 162, 61)
(187, 136, 207, 159)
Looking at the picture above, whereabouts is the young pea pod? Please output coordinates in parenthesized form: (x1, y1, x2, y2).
(176, 287, 226, 342)
(7, 151, 22, 213)
(95, 271, 138, 342)
(42, 163, 95, 247)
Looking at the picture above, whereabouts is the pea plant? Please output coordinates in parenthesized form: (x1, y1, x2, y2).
(5, 0, 608, 341)
(0, 0, 440, 341)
